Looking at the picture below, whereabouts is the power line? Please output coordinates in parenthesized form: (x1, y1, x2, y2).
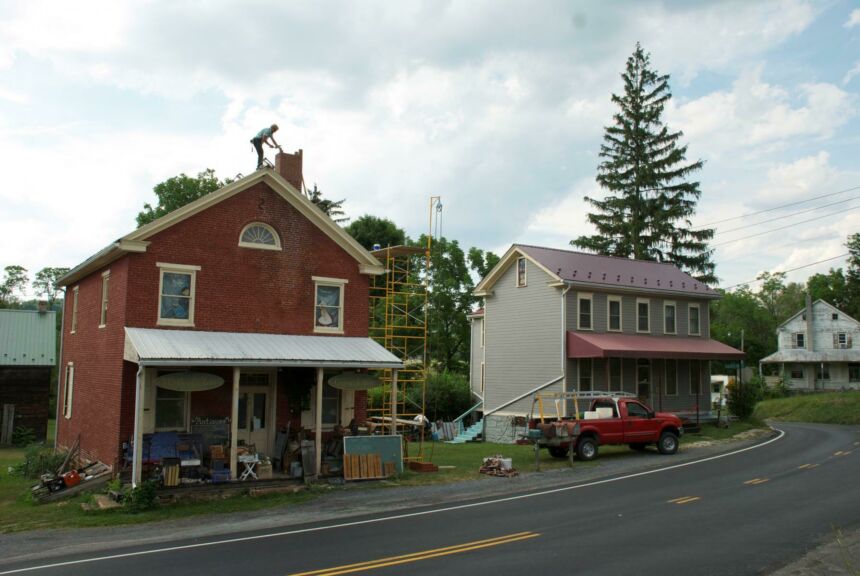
(695, 184, 860, 229)
(711, 205, 860, 248)
(714, 195, 860, 236)
(723, 253, 849, 291)
(715, 233, 837, 265)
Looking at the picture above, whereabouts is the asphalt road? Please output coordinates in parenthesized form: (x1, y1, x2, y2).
(1, 422, 858, 576)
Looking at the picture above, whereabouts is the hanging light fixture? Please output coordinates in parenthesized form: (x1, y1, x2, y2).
(155, 371, 225, 392)
(328, 370, 383, 391)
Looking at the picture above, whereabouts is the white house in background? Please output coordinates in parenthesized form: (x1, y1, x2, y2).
(760, 298, 860, 390)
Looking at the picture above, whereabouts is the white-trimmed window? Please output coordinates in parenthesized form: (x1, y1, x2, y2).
(849, 364, 859, 383)
(690, 360, 702, 395)
(578, 293, 593, 330)
(71, 286, 79, 334)
(239, 222, 282, 251)
(481, 316, 485, 348)
(665, 359, 678, 395)
(99, 270, 110, 327)
(816, 364, 830, 380)
(480, 362, 485, 394)
(314, 277, 347, 333)
(664, 301, 676, 334)
(792, 332, 806, 349)
(688, 304, 700, 336)
(63, 363, 74, 419)
(835, 332, 849, 349)
(790, 365, 804, 379)
(157, 263, 200, 327)
(579, 358, 593, 391)
(637, 299, 650, 333)
(516, 257, 527, 287)
(155, 387, 188, 430)
(607, 296, 622, 332)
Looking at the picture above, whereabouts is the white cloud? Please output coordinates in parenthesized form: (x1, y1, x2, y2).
(844, 61, 860, 85)
(668, 68, 856, 159)
(845, 8, 860, 28)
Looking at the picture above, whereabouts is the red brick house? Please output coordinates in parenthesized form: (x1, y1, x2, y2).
(56, 151, 401, 485)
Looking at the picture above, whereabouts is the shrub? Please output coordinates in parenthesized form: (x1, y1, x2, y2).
(12, 446, 67, 479)
(124, 481, 158, 513)
(423, 371, 473, 421)
(11, 426, 36, 447)
(727, 375, 765, 420)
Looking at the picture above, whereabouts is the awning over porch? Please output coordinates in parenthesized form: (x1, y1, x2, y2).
(567, 331, 745, 360)
(124, 327, 403, 369)
(760, 349, 860, 364)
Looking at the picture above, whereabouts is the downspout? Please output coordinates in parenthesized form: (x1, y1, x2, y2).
(54, 289, 67, 451)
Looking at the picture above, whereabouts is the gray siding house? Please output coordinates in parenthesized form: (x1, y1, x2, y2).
(470, 245, 744, 443)
(760, 299, 860, 390)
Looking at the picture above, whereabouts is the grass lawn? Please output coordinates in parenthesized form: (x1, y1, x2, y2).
(0, 418, 767, 533)
(754, 391, 860, 425)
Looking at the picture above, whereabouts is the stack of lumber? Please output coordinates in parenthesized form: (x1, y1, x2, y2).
(343, 453, 390, 481)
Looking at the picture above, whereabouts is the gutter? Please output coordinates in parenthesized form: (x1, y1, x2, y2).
(54, 291, 66, 451)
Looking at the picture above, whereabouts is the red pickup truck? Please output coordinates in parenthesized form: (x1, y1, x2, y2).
(529, 396, 684, 461)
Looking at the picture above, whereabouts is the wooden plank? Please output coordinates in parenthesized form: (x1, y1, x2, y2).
(343, 435, 403, 474)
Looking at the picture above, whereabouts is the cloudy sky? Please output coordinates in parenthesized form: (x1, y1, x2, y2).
(1, 0, 858, 293)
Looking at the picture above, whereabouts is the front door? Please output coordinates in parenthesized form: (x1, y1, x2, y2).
(237, 374, 271, 456)
(637, 359, 651, 405)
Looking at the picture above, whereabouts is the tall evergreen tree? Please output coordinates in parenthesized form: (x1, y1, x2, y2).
(572, 43, 716, 284)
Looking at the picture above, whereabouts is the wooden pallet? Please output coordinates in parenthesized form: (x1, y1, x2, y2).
(343, 453, 389, 481)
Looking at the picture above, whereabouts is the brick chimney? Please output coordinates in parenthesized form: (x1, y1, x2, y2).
(275, 149, 303, 192)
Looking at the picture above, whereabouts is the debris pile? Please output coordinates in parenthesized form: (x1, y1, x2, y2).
(479, 455, 518, 478)
(30, 436, 112, 503)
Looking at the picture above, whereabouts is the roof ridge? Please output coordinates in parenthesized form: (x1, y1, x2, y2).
(515, 243, 677, 266)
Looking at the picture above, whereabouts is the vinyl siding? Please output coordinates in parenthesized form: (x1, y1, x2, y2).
(484, 259, 563, 420)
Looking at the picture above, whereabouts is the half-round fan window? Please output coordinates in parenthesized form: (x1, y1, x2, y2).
(239, 222, 282, 250)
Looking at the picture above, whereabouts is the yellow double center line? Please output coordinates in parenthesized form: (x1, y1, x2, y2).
(289, 531, 541, 575)
(668, 496, 700, 505)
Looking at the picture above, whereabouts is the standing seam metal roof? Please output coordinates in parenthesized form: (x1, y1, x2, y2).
(125, 328, 403, 368)
(516, 244, 718, 298)
(0, 310, 57, 367)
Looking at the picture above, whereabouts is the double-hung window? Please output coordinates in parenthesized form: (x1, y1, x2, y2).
(688, 304, 700, 336)
(157, 263, 200, 326)
(816, 364, 830, 380)
(155, 386, 187, 430)
(664, 301, 676, 334)
(71, 286, 79, 333)
(314, 277, 347, 333)
(63, 363, 74, 419)
(790, 365, 804, 379)
(516, 257, 527, 287)
(578, 294, 593, 330)
(579, 359, 592, 391)
(849, 364, 860, 383)
(99, 270, 110, 327)
(793, 332, 806, 349)
(607, 296, 622, 332)
(665, 359, 678, 395)
(637, 299, 650, 333)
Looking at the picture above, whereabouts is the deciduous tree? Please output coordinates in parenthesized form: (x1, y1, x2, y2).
(345, 215, 406, 250)
(32, 267, 70, 307)
(136, 169, 228, 227)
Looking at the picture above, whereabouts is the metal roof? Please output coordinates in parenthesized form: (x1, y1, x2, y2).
(124, 327, 403, 369)
(0, 309, 57, 367)
(516, 245, 719, 298)
(759, 349, 860, 364)
(567, 331, 744, 360)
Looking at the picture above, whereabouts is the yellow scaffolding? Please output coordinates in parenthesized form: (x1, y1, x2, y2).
(367, 196, 440, 463)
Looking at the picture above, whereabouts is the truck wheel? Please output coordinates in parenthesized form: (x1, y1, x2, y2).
(658, 432, 679, 455)
(548, 446, 569, 459)
(629, 443, 648, 451)
(576, 437, 598, 461)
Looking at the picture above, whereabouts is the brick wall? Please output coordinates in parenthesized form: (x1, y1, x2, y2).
(61, 179, 373, 467)
(58, 257, 129, 467)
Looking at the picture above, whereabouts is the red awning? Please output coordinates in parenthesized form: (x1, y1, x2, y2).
(567, 331, 745, 360)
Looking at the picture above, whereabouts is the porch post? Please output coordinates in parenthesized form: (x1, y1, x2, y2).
(132, 365, 145, 488)
(230, 367, 240, 479)
(315, 367, 324, 477)
(390, 369, 399, 435)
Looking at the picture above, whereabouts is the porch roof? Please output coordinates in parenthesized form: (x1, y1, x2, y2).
(567, 331, 745, 360)
(759, 349, 860, 364)
(124, 328, 403, 369)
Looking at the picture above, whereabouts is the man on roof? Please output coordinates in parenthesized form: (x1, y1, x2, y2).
(250, 124, 281, 169)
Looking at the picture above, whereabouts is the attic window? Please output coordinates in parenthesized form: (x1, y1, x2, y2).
(832, 313, 838, 320)
(239, 223, 281, 251)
